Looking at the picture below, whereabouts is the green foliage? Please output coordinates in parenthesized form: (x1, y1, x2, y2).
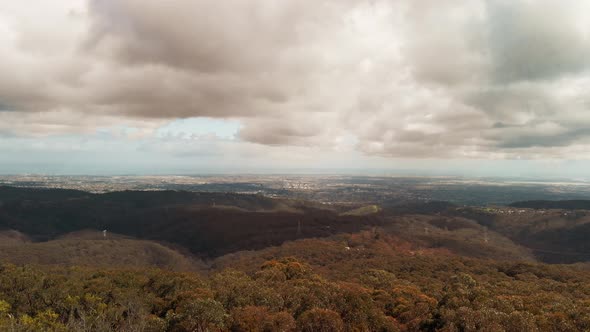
(0, 236, 201, 271)
(340, 205, 381, 216)
(0, 300, 10, 314)
(6, 186, 590, 331)
(174, 298, 227, 332)
(19, 309, 68, 332)
(0, 251, 590, 332)
(3, 186, 590, 332)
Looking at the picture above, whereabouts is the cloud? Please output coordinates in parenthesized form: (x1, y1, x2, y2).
(487, 0, 590, 83)
(86, 1, 313, 72)
(1, 0, 590, 161)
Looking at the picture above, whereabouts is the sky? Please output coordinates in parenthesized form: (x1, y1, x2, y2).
(1, 0, 590, 177)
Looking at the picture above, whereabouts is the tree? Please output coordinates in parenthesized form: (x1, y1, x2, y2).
(265, 311, 296, 332)
(175, 298, 227, 332)
(231, 306, 297, 332)
(19, 309, 68, 332)
(231, 306, 272, 332)
(0, 300, 15, 331)
(297, 308, 344, 332)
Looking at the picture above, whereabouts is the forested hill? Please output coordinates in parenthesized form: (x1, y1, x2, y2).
(0, 186, 382, 258)
(0, 185, 87, 203)
(3, 187, 590, 330)
(510, 199, 590, 210)
(5, 186, 590, 265)
(2, 232, 590, 331)
(0, 186, 283, 209)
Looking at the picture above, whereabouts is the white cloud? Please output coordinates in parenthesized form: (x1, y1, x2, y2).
(1, 0, 590, 163)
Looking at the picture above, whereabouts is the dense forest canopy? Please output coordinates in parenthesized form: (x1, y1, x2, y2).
(2, 187, 590, 331)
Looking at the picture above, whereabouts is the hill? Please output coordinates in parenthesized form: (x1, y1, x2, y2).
(0, 187, 381, 258)
(510, 199, 590, 210)
(2, 228, 590, 331)
(1, 186, 590, 330)
(340, 204, 381, 216)
(3, 186, 590, 264)
(0, 230, 202, 271)
(0, 185, 87, 204)
(447, 206, 590, 263)
(0, 230, 31, 245)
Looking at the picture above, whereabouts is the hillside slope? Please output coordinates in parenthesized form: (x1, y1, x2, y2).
(510, 200, 590, 210)
(0, 230, 202, 271)
(0, 230, 31, 245)
(448, 206, 590, 263)
(0, 187, 381, 258)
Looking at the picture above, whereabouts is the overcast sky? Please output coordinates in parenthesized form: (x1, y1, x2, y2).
(1, 0, 590, 177)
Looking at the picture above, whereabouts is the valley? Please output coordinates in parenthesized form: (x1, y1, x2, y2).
(2, 184, 590, 331)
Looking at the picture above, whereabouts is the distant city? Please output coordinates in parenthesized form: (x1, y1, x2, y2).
(2, 174, 590, 206)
